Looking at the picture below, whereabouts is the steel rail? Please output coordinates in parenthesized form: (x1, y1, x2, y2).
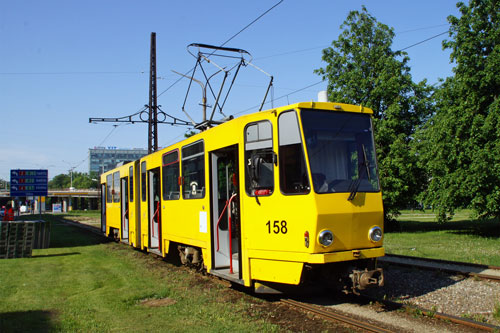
(360, 294, 500, 332)
(281, 299, 395, 333)
(382, 254, 500, 282)
(385, 253, 500, 270)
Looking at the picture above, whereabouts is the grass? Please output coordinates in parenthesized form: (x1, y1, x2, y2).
(385, 210, 500, 266)
(64, 210, 100, 217)
(494, 303, 500, 321)
(0, 214, 279, 332)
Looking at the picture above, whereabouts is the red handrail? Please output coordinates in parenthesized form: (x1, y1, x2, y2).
(216, 200, 230, 252)
(216, 193, 237, 274)
(228, 195, 236, 274)
(123, 208, 128, 231)
(152, 201, 160, 237)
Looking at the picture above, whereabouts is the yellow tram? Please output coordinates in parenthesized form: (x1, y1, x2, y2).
(100, 101, 385, 293)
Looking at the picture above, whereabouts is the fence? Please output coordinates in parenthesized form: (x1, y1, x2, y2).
(0, 220, 50, 259)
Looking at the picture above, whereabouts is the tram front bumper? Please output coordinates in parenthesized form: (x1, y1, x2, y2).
(306, 247, 385, 264)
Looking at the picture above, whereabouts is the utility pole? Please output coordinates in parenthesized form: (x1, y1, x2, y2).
(90, 33, 191, 154)
(148, 32, 158, 154)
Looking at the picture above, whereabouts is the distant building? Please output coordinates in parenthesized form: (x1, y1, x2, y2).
(88, 147, 148, 175)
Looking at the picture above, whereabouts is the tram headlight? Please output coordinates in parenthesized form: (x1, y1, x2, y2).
(318, 230, 334, 247)
(369, 226, 383, 242)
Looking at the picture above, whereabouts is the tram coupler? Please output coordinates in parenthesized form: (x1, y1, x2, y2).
(350, 268, 384, 294)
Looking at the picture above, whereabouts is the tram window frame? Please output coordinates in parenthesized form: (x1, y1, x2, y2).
(129, 166, 134, 202)
(244, 120, 274, 197)
(106, 174, 112, 203)
(278, 110, 310, 195)
(181, 140, 205, 200)
(141, 161, 146, 202)
(113, 171, 120, 203)
(162, 149, 180, 200)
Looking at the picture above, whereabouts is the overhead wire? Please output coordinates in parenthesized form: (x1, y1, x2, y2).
(68, 122, 132, 172)
(77, 16, 447, 157)
(233, 80, 325, 116)
(395, 23, 449, 34)
(0, 71, 144, 75)
(397, 30, 449, 51)
(157, 0, 284, 98)
(232, 27, 452, 116)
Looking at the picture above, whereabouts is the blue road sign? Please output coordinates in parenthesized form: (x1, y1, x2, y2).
(10, 169, 48, 197)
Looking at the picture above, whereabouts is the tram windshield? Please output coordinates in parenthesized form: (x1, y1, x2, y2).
(300, 109, 380, 194)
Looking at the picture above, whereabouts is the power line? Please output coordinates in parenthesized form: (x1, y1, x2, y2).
(0, 71, 144, 75)
(157, 0, 284, 98)
(219, 0, 284, 48)
(254, 45, 325, 61)
(396, 23, 449, 34)
(398, 31, 449, 51)
(67, 123, 130, 172)
(233, 80, 325, 116)
(223, 28, 452, 117)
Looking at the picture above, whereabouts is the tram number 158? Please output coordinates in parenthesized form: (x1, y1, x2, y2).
(266, 220, 287, 234)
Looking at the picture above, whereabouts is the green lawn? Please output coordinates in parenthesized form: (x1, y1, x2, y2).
(385, 210, 500, 266)
(0, 215, 279, 332)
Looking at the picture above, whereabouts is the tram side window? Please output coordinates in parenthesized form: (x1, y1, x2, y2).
(106, 174, 112, 203)
(162, 150, 180, 200)
(245, 120, 274, 196)
(141, 161, 146, 202)
(129, 166, 134, 202)
(278, 111, 310, 194)
(182, 141, 205, 199)
(113, 171, 120, 203)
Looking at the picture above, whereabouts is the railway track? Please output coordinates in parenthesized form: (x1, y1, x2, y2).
(58, 218, 500, 331)
(284, 295, 500, 332)
(281, 298, 396, 333)
(381, 253, 500, 282)
(359, 294, 500, 332)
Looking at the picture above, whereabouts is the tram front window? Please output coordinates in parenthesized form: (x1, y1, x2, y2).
(301, 109, 380, 194)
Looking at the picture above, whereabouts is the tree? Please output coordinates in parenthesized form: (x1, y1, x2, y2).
(49, 172, 98, 189)
(417, 0, 500, 221)
(73, 172, 99, 189)
(49, 174, 71, 189)
(315, 6, 433, 220)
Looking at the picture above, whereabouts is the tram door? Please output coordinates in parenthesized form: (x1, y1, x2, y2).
(210, 145, 241, 276)
(101, 183, 106, 233)
(148, 168, 161, 251)
(120, 177, 129, 242)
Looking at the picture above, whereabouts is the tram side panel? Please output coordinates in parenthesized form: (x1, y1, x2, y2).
(129, 160, 141, 248)
(139, 160, 149, 250)
(120, 161, 141, 247)
(238, 113, 317, 285)
(101, 170, 121, 238)
(160, 141, 211, 258)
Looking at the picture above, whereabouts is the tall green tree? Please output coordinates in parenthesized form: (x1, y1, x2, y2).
(49, 174, 71, 189)
(49, 172, 98, 189)
(417, 0, 500, 221)
(315, 6, 433, 219)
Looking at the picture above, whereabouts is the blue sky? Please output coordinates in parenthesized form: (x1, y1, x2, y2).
(0, 0, 460, 181)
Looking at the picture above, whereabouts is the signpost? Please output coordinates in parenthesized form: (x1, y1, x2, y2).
(10, 169, 48, 197)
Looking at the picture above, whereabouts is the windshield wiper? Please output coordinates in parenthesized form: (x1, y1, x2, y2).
(348, 144, 370, 201)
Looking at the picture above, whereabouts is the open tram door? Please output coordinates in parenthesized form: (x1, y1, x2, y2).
(120, 177, 129, 243)
(148, 168, 162, 254)
(210, 145, 242, 281)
